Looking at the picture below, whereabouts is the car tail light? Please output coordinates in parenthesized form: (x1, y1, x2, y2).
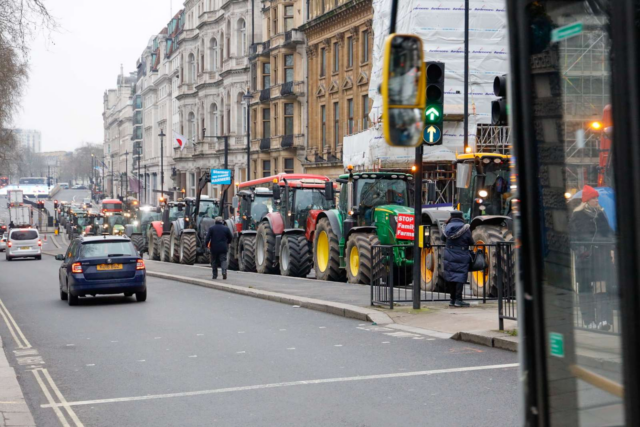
(7, 241, 11, 248)
(71, 263, 83, 273)
(38, 240, 42, 246)
(136, 259, 145, 270)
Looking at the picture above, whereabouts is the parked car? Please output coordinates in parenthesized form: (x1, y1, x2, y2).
(6, 228, 41, 260)
(55, 236, 147, 306)
(72, 185, 88, 190)
(0, 233, 7, 252)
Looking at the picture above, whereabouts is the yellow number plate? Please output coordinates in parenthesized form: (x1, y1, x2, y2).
(20, 247, 30, 250)
(97, 264, 123, 271)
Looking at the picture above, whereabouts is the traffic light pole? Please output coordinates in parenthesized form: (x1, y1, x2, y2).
(463, 0, 469, 152)
(412, 145, 423, 310)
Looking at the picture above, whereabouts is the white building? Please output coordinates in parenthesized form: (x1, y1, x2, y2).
(14, 129, 42, 153)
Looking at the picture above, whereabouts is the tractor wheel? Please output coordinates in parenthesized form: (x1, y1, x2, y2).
(313, 218, 345, 282)
(228, 236, 239, 271)
(421, 225, 447, 292)
(169, 227, 181, 263)
(197, 251, 211, 264)
(179, 233, 197, 265)
(238, 236, 257, 272)
(470, 225, 513, 297)
(160, 235, 171, 262)
(345, 233, 380, 285)
(149, 230, 161, 261)
(256, 221, 278, 274)
(280, 234, 312, 278)
(130, 234, 144, 253)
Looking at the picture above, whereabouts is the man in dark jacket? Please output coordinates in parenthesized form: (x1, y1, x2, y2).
(442, 211, 475, 307)
(204, 216, 233, 280)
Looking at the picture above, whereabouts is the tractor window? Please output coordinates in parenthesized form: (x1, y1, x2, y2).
(108, 215, 127, 226)
(356, 179, 408, 209)
(198, 201, 219, 218)
(293, 189, 333, 227)
(168, 206, 185, 221)
(339, 183, 348, 213)
(76, 217, 89, 227)
(251, 196, 273, 222)
(476, 162, 512, 217)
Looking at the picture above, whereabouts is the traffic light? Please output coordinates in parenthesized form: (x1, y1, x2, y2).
(54, 200, 59, 209)
(492, 75, 508, 125)
(424, 62, 445, 146)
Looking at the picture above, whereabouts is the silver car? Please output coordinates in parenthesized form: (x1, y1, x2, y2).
(6, 229, 42, 261)
(0, 233, 7, 252)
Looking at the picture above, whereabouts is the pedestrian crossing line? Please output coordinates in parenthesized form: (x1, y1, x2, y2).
(0, 297, 31, 349)
(41, 363, 519, 409)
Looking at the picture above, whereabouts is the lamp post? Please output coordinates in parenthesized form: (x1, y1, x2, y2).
(243, 89, 252, 181)
(159, 129, 165, 203)
(144, 164, 147, 205)
(102, 155, 106, 199)
(111, 154, 115, 198)
(125, 150, 129, 199)
(91, 153, 94, 199)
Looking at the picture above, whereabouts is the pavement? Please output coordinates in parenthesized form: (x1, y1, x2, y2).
(0, 249, 519, 426)
(0, 337, 36, 426)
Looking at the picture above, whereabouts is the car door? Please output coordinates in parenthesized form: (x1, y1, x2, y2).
(60, 241, 76, 288)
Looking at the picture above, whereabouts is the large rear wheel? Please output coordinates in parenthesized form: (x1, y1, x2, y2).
(179, 233, 197, 265)
(169, 227, 181, 263)
(228, 236, 239, 271)
(345, 233, 380, 285)
(280, 234, 312, 278)
(470, 225, 513, 297)
(313, 218, 345, 282)
(256, 221, 278, 274)
(238, 235, 257, 272)
(160, 235, 171, 262)
(130, 234, 144, 253)
(421, 224, 446, 292)
(149, 230, 161, 260)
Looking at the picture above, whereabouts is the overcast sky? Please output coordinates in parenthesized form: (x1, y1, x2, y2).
(15, 0, 177, 153)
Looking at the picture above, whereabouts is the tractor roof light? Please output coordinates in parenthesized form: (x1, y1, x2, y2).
(478, 190, 488, 198)
(590, 121, 603, 130)
(465, 146, 472, 153)
(347, 164, 354, 171)
(564, 192, 572, 199)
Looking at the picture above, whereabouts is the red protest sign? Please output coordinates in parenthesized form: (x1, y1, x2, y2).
(395, 214, 415, 240)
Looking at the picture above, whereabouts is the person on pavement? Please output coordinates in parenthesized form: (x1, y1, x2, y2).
(442, 210, 474, 307)
(570, 185, 615, 330)
(204, 216, 233, 280)
(9, 221, 14, 229)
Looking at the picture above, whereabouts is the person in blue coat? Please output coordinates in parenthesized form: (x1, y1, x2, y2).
(442, 211, 474, 307)
(204, 217, 233, 280)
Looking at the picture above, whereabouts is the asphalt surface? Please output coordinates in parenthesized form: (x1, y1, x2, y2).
(0, 250, 519, 427)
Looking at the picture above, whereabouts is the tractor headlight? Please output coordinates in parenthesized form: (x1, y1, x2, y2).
(478, 190, 488, 198)
(133, 221, 139, 226)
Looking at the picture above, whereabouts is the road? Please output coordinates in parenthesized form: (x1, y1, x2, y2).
(0, 251, 519, 427)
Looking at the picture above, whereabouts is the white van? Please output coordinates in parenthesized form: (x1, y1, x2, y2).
(6, 228, 42, 261)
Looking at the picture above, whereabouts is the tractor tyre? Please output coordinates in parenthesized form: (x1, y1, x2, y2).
(227, 236, 239, 271)
(149, 230, 161, 261)
(420, 225, 447, 292)
(470, 225, 514, 297)
(280, 234, 312, 278)
(179, 233, 197, 265)
(313, 218, 346, 282)
(256, 221, 278, 274)
(238, 236, 257, 272)
(130, 234, 144, 253)
(345, 233, 380, 285)
(169, 227, 181, 263)
(160, 235, 171, 263)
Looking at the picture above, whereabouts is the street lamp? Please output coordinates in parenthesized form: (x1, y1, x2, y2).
(159, 129, 166, 203)
(125, 149, 129, 199)
(243, 88, 252, 180)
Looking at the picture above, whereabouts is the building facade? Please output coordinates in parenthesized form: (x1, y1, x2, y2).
(301, 0, 373, 178)
(14, 129, 42, 153)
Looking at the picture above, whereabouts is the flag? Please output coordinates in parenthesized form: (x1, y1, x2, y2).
(100, 160, 108, 170)
(173, 131, 187, 151)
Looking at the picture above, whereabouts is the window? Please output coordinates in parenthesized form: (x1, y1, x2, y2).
(238, 19, 246, 55)
(220, 31, 224, 63)
(321, 105, 326, 149)
(284, 54, 294, 83)
(362, 30, 369, 63)
(272, 8, 278, 36)
(188, 112, 196, 142)
(262, 108, 271, 138)
(362, 95, 369, 129)
(320, 48, 326, 77)
(284, 158, 294, 173)
(285, 5, 294, 32)
(210, 104, 218, 136)
(262, 62, 271, 89)
(262, 160, 271, 178)
(347, 37, 353, 68)
(347, 99, 354, 135)
(210, 38, 218, 71)
(284, 103, 294, 135)
(251, 63, 257, 91)
(333, 102, 339, 149)
(333, 42, 339, 73)
(188, 53, 196, 83)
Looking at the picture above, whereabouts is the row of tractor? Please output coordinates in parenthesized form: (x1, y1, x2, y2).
(141, 151, 514, 297)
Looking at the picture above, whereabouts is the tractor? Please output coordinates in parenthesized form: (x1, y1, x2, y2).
(148, 200, 184, 261)
(421, 152, 515, 296)
(81, 212, 104, 236)
(308, 168, 415, 285)
(250, 174, 336, 277)
(124, 205, 162, 254)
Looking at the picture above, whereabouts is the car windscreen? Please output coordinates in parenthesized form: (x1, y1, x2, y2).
(10, 230, 38, 241)
(80, 241, 137, 258)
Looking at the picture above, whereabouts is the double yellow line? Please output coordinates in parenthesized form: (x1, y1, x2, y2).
(0, 298, 31, 349)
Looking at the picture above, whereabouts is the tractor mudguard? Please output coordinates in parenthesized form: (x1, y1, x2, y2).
(312, 211, 343, 242)
(305, 210, 323, 241)
(150, 221, 163, 238)
(469, 215, 512, 231)
(346, 226, 377, 241)
(264, 212, 285, 235)
(240, 230, 257, 236)
(421, 209, 453, 225)
(181, 228, 196, 234)
(283, 228, 305, 234)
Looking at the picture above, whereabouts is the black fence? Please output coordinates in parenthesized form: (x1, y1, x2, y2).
(371, 242, 517, 329)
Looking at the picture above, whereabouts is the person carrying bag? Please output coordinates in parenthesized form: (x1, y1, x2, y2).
(442, 210, 475, 307)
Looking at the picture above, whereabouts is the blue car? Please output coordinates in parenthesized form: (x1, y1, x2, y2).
(55, 236, 147, 306)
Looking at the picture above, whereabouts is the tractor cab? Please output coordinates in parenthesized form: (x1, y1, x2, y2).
(235, 188, 273, 232)
(455, 153, 513, 221)
(269, 176, 336, 229)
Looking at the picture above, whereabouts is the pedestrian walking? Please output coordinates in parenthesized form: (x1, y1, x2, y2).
(442, 210, 475, 307)
(570, 185, 615, 331)
(204, 216, 233, 280)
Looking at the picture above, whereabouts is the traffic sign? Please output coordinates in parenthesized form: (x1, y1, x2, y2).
(210, 169, 232, 185)
(425, 106, 441, 123)
(551, 22, 583, 43)
(549, 332, 565, 358)
(423, 125, 442, 145)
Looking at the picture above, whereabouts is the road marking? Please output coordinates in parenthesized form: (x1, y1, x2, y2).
(334, 345, 343, 347)
(287, 347, 296, 350)
(188, 355, 197, 358)
(137, 359, 146, 362)
(236, 351, 246, 354)
(86, 364, 95, 367)
(41, 363, 519, 409)
(0, 297, 32, 348)
(32, 369, 71, 427)
(41, 368, 84, 426)
(382, 342, 390, 344)
(319, 326, 326, 329)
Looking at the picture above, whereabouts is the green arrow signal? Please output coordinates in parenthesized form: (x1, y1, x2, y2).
(425, 107, 440, 122)
(426, 126, 437, 143)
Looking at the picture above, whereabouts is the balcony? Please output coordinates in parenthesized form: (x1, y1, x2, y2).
(259, 88, 271, 102)
(260, 138, 271, 151)
(280, 81, 305, 97)
(284, 30, 305, 46)
(281, 135, 293, 148)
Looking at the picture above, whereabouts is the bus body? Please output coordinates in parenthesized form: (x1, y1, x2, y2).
(101, 199, 124, 215)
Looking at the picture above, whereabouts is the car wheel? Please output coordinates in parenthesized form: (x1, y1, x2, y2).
(68, 293, 78, 306)
(6, 255, 12, 261)
(135, 290, 147, 302)
(36, 255, 42, 260)
(60, 288, 68, 301)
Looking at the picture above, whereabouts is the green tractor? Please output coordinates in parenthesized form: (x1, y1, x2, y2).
(309, 169, 414, 285)
(124, 205, 162, 254)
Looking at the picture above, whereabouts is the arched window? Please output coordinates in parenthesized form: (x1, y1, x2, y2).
(237, 93, 246, 134)
(238, 19, 247, 56)
(226, 21, 231, 58)
(210, 38, 218, 71)
(188, 53, 196, 83)
(220, 99, 225, 136)
(220, 32, 224, 64)
(210, 104, 219, 136)
(226, 91, 231, 134)
(188, 112, 196, 142)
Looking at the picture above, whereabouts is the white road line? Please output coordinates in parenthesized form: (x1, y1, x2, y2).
(41, 363, 519, 409)
(32, 369, 71, 427)
(0, 298, 31, 348)
(41, 368, 84, 427)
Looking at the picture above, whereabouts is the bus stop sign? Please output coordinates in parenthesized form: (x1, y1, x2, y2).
(210, 169, 232, 185)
